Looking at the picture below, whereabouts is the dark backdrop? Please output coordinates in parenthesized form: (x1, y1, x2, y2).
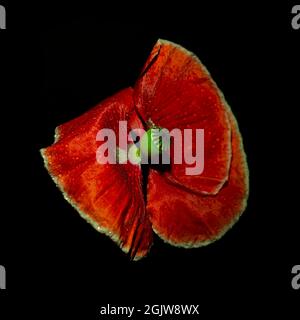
(0, 2, 299, 318)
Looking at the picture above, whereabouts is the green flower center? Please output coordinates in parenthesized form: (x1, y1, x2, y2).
(140, 126, 170, 158)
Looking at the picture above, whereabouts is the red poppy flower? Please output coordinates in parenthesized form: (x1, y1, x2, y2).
(41, 39, 249, 260)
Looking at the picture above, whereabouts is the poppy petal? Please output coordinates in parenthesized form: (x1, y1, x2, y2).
(147, 112, 249, 247)
(134, 39, 232, 195)
(41, 88, 153, 260)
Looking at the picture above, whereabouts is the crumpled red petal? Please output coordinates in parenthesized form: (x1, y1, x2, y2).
(41, 88, 153, 260)
(147, 111, 249, 247)
(134, 39, 232, 195)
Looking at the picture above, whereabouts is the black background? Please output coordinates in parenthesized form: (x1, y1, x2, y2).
(0, 2, 299, 318)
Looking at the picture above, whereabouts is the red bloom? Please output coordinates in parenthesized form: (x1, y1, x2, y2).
(41, 39, 249, 260)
